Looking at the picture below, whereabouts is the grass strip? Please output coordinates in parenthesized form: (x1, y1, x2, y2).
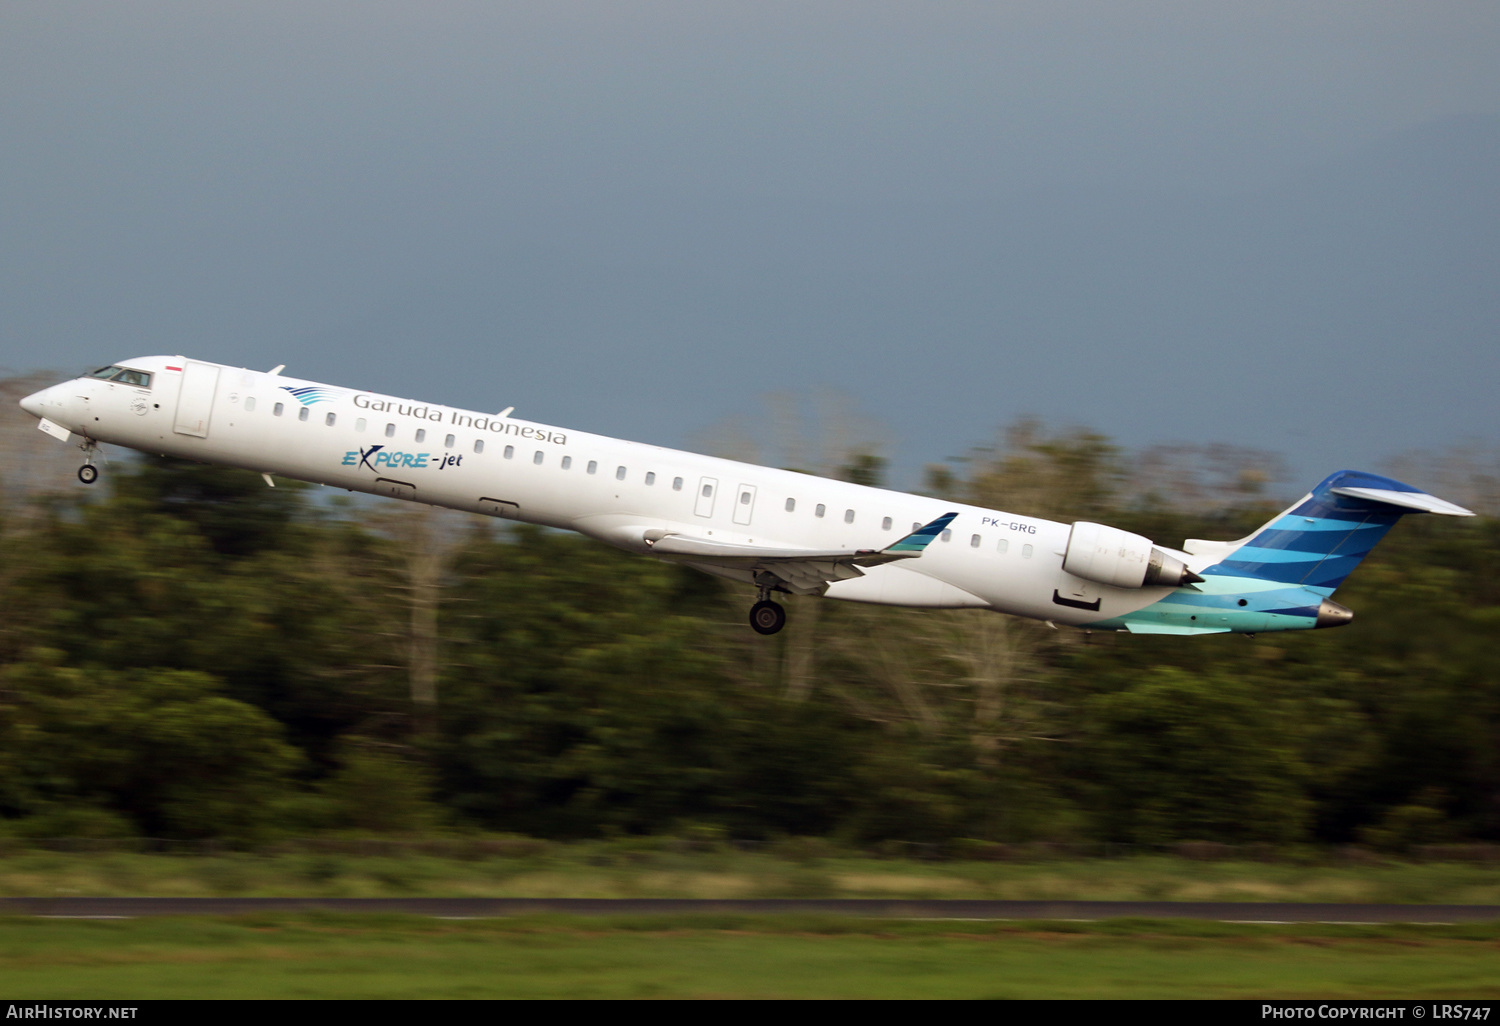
(4, 851, 1500, 904)
(3, 913, 1500, 999)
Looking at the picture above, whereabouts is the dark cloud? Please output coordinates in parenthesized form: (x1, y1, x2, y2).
(3, 2, 1497, 492)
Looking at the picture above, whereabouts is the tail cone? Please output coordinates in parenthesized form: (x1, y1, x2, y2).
(1314, 598, 1354, 629)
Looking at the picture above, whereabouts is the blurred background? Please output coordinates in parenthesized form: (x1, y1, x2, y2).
(1, 388, 1497, 851)
(1, 2, 1498, 853)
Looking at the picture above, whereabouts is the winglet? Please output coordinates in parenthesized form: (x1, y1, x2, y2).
(885, 512, 958, 554)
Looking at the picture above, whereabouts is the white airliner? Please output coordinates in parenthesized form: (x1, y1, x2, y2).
(20, 357, 1473, 636)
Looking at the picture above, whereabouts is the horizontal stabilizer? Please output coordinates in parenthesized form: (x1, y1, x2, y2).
(1330, 486, 1473, 517)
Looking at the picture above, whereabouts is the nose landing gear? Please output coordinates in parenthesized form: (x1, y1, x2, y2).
(77, 439, 100, 485)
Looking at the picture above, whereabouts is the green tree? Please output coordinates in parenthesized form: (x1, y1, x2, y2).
(0, 657, 303, 840)
(1075, 667, 1310, 844)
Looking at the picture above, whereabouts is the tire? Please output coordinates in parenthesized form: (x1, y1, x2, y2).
(750, 599, 786, 636)
(78, 464, 98, 485)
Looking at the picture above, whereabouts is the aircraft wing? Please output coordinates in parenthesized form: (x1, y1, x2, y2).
(647, 512, 958, 594)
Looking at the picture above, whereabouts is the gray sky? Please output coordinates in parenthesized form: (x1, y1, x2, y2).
(3, 2, 1498, 494)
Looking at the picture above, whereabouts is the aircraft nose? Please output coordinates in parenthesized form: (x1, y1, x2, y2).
(19, 387, 49, 418)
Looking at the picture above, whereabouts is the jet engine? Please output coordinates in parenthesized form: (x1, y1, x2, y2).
(1062, 522, 1202, 589)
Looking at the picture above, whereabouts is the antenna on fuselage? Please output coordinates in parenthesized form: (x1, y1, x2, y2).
(497, 406, 514, 417)
(268, 365, 285, 376)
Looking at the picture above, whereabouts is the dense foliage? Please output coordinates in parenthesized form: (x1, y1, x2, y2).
(0, 426, 1495, 847)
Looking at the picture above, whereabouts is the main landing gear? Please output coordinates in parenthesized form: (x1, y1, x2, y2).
(750, 580, 788, 635)
(750, 600, 786, 635)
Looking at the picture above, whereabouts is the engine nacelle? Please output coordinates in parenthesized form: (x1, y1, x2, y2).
(1063, 522, 1201, 589)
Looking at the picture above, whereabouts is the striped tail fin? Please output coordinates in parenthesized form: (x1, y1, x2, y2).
(1193, 470, 1473, 595)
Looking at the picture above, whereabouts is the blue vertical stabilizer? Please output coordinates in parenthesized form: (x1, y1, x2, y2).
(1201, 470, 1472, 596)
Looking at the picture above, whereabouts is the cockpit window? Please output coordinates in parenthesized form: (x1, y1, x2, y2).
(88, 365, 152, 388)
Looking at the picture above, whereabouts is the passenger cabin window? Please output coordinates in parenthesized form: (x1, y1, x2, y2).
(561, 456, 572, 470)
(941, 529, 952, 542)
(298, 407, 309, 422)
(245, 397, 256, 413)
(415, 428, 426, 443)
(843, 509, 855, 524)
(504, 445, 514, 459)
(616, 466, 627, 481)
(325, 412, 336, 426)
(970, 534, 981, 548)
(385, 423, 395, 438)
(882, 516, 892, 531)
(473, 439, 484, 453)
(588, 461, 598, 475)
(645, 472, 655, 485)
(273, 402, 284, 417)
(912, 522, 921, 532)
(997, 538, 1009, 554)
(1022, 543, 1033, 558)
(672, 477, 683, 491)
(355, 418, 366, 432)
(785, 498, 796, 512)
(444, 434, 455, 448)
(815, 504, 826, 518)
(533, 450, 544, 465)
